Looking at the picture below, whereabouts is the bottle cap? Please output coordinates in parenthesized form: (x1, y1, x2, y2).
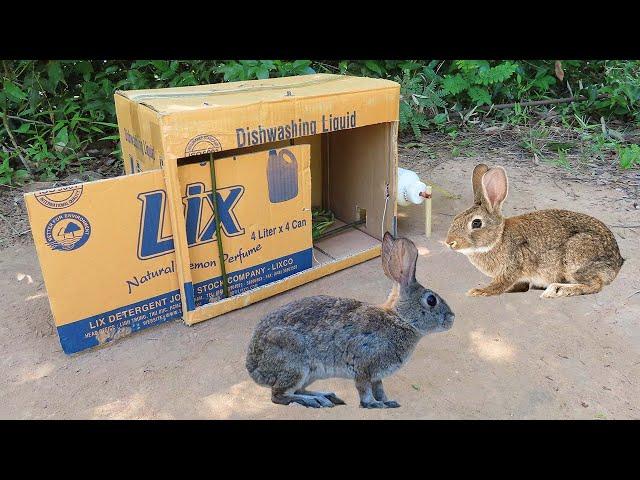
(407, 181, 427, 205)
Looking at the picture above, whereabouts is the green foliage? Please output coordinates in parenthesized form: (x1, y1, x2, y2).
(0, 150, 28, 185)
(218, 60, 315, 81)
(396, 61, 446, 139)
(311, 208, 335, 240)
(442, 60, 518, 106)
(618, 144, 640, 169)
(2, 59, 639, 185)
(0, 60, 316, 184)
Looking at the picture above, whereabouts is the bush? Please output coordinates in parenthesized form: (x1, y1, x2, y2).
(1, 59, 639, 185)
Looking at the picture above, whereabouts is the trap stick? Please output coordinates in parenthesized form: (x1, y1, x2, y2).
(421, 187, 432, 238)
(315, 218, 366, 241)
(209, 153, 230, 299)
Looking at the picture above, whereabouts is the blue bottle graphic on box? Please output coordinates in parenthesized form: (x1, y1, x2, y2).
(267, 148, 298, 203)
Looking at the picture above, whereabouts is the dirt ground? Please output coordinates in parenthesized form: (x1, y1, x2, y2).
(1, 151, 639, 419)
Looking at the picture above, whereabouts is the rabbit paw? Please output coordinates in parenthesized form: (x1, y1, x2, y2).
(540, 283, 577, 298)
(278, 394, 335, 408)
(305, 395, 336, 408)
(360, 400, 388, 409)
(467, 287, 497, 297)
(323, 392, 346, 405)
(298, 390, 346, 405)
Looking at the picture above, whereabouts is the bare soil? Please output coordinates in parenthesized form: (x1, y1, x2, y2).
(1, 138, 639, 419)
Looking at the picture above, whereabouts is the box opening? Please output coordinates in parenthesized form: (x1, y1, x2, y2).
(176, 122, 394, 318)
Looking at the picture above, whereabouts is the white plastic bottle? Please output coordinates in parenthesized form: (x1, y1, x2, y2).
(397, 167, 427, 206)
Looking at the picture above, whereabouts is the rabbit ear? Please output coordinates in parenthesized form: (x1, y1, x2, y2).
(481, 166, 509, 213)
(381, 231, 396, 279)
(384, 236, 418, 286)
(472, 164, 489, 204)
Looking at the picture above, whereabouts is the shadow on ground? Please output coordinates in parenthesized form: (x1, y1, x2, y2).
(1, 156, 638, 419)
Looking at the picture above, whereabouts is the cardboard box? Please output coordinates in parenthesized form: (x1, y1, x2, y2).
(177, 146, 313, 307)
(25, 73, 400, 354)
(25, 146, 312, 353)
(115, 73, 400, 327)
(25, 172, 182, 354)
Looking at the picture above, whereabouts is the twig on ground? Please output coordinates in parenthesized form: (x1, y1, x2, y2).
(0, 211, 20, 235)
(7, 115, 52, 127)
(491, 95, 608, 110)
(456, 94, 611, 119)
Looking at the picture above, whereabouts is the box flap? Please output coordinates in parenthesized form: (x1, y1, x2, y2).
(115, 74, 399, 115)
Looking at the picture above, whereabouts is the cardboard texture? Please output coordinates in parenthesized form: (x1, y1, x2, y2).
(115, 73, 399, 169)
(25, 146, 312, 354)
(25, 73, 400, 353)
(25, 172, 181, 354)
(115, 73, 399, 328)
(177, 146, 312, 308)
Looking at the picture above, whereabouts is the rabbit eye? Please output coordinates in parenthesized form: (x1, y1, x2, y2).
(426, 294, 437, 307)
(471, 219, 482, 229)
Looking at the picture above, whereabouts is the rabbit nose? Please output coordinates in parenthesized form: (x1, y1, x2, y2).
(446, 240, 457, 249)
(443, 313, 455, 329)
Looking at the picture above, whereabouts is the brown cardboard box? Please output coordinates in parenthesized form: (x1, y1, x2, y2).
(24, 73, 400, 354)
(115, 73, 400, 327)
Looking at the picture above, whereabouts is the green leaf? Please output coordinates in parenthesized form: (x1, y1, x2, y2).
(48, 61, 64, 89)
(76, 61, 93, 82)
(468, 86, 492, 106)
(619, 144, 640, 169)
(55, 126, 69, 147)
(364, 60, 384, 76)
(260, 60, 276, 70)
(292, 60, 311, 69)
(13, 169, 30, 183)
(442, 75, 469, 95)
(98, 134, 121, 141)
(433, 113, 447, 124)
(477, 62, 518, 86)
(398, 61, 421, 72)
(4, 80, 27, 101)
(15, 123, 32, 134)
(91, 121, 119, 129)
(256, 66, 270, 79)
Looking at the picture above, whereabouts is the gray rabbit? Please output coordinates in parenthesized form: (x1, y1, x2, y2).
(246, 232, 455, 408)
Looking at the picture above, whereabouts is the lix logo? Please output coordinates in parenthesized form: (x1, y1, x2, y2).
(137, 182, 245, 259)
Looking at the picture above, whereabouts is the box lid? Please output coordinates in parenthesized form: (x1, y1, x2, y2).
(115, 73, 400, 160)
(116, 74, 399, 115)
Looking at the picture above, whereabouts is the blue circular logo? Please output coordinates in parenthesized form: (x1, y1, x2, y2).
(44, 212, 91, 251)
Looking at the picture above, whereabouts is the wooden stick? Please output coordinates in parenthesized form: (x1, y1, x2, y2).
(209, 153, 229, 299)
(7, 115, 52, 127)
(315, 219, 366, 240)
(490, 94, 609, 110)
(421, 187, 432, 238)
(452, 94, 610, 119)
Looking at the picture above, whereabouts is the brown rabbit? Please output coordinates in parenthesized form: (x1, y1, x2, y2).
(445, 163, 624, 298)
